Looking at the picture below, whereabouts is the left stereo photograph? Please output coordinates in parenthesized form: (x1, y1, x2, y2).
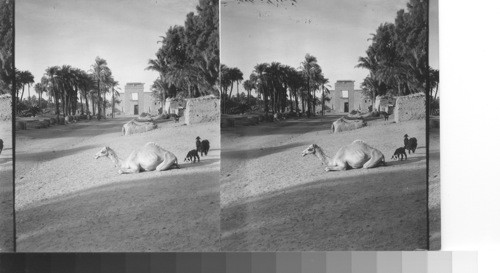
(13, 0, 220, 251)
(0, 0, 14, 253)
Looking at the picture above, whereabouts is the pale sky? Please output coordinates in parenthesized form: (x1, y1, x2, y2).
(16, 0, 199, 94)
(221, 0, 439, 90)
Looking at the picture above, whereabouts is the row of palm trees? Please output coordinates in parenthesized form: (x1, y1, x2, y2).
(355, 0, 437, 105)
(146, 0, 219, 111)
(16, 56, 120, 120)
(222, 54, 330, 116)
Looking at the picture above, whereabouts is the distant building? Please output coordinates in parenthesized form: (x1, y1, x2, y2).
(119, 83, 161, 115)
(328, 80, 372, 113)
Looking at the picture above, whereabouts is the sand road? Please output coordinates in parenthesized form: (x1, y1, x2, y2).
(15, 117, 220, 251)
(221, 114, 427, 251)
(0, 121, 13, 252)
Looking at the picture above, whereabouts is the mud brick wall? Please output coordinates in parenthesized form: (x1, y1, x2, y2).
(394, 93, 426, 123)
(185, 96, 220, 125)
(0, 94, 12, 121)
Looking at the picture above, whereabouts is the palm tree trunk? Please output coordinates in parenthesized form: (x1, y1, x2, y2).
(112, 91, 115, 118)
(102, 91, 106, 119)
(294, 90, 299, 113)
(97, 78, 102, 120)
(20, 86, 25, 101)
(80, 92, 84, 115)
(85, 90, 90, 117)
(263, 87, 269, 114)
(301, 93, 305, 115)
(321, 87, 325, 116)
(92, 97, 95, 116)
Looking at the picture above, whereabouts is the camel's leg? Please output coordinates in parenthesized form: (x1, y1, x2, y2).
(118, 165, 140, 174)
(363, 150, 385, 169)
(195, 154, 200, 162)
(156, 153, 178, 171)
(325, 163, 347, 172)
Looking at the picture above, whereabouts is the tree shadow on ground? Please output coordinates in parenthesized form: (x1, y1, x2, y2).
(221, 167, 427, 251)
(222, 142, 308, 162)
(16, 119, 128, 140)
(384, 155, 427, 167)
(16, 171, 221, 252)
(178, 158, 219, 170)
(16, 145, 99, 163)
(222, 116, 342, 138)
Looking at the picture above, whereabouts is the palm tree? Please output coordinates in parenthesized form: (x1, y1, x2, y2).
(227, 67, 243, 99)
(45, 66, 61, 118)
(318, 74, 330, 116)
(16, 70, 34, 102)
(286, 68, 304, 113)
(243, 79, 254, 105)
(254, 63, 270, 114)
(429, 68, 439, 100)
(109, 78, 120, 118)
(91, 57, 110, 120)
(301, 54, 321, 116)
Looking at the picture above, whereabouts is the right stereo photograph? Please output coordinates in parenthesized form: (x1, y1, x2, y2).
(220, 0, 439, 251)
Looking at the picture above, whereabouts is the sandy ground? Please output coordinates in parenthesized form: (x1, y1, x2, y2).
(429, 126, 441, 250)
(221, 114, 427, 251)
(15, 116, 220, 252)
(0, 121, 13, 252)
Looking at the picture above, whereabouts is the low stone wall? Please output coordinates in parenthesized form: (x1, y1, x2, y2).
(185, 96, 220, 125)
(394, 93, 426, 123)
(0, 94, 12, 121)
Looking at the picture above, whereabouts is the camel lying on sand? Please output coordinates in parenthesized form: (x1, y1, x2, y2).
(122, 120, 157, 136)
(94, 142, 179, 174)
(331, 117, 366, 134)
(302, 140, 386, 172)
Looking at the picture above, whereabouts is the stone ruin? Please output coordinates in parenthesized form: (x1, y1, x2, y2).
(185, 95, 220, 125)
(0, 94, 11, 121)
(394, 92, 426, 123)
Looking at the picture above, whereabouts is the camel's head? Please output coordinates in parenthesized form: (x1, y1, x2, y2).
(196, 136, 201, 140)
(94, 146, 111, 159)
(302, 144, 318, 157)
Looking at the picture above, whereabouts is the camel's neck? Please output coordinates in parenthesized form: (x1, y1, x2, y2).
(314, 146, 332, 165)
(107, 149, 124, 167)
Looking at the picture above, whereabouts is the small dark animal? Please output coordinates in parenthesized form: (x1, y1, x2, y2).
(0, 138, 3, 155)
(404, 134, 418, 154)
(184, 149, 200, 163)
(200, 140, 210, 156)
(381, 111, 389, 121)
(196, 136, 210, 156)
(391, 147, 407, 160)
(172, 114, 180, 123)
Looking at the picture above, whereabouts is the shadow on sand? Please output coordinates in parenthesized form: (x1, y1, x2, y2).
(384, 155, 427, 167)
(16, 145, 99, 163)
(222, 142, 308, 162)
(178, 158, 219, 170)
(221, 167, 427, 251)
(16, 170, 220, 252)
(222, 116, 342, 138)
